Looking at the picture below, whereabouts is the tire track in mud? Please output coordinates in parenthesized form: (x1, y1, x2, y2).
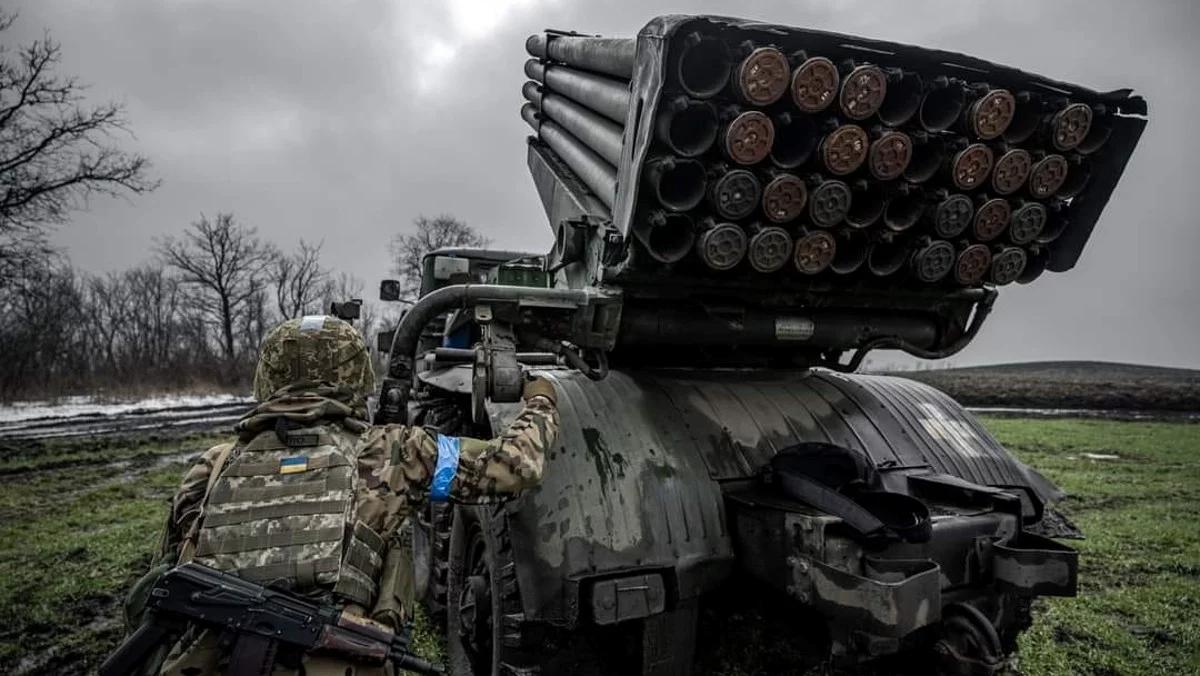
(0, 401, 249, 441)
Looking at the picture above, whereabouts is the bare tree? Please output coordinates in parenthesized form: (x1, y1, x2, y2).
(87, 272, 130, 373)
(270, 239, 329, 319)
(389, 214, 487, 297)
(157, 213, 277, 370)
(123, 265, 182, 368)
(0, 257, 84, 398)
(0, 11, 157, 267)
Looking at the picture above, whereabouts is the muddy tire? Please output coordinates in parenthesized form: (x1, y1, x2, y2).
(414, 500, 453, 627)
(446, 504, 536, 676)
(446, 504, 627, 676)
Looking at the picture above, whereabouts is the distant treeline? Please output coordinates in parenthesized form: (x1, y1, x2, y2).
(0, 212, 490, 402)
(0, 213, 386, 401)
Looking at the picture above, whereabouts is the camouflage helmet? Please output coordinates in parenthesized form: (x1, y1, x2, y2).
(253, 315, 375, 401)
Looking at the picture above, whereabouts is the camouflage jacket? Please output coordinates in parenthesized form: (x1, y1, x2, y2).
(161, 384, 559, 564)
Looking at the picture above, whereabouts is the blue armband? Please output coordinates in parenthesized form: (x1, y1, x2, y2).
(430, 434, 461, 502)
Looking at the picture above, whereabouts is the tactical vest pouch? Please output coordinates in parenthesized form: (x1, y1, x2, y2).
(193, 426, 385, 607)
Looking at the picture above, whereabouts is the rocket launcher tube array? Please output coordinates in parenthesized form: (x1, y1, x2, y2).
(521, 20, 1135, 288)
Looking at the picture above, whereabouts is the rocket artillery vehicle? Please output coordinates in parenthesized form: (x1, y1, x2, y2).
(375, 14, 1146, 676)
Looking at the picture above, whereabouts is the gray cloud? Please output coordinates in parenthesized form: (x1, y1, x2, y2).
(9, 0, 1200, 367)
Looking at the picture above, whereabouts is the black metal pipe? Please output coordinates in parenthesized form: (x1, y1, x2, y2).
(521, 103, 617, 207)
(618, 308, 939, 349)
(830, 230, 869, 274)
(845, 181, 884, 229)
(636, 210, 696, 264)
(879, 70, 923, 127)
(431, 348, 559, 365)
(655, 96, 718, 157)
(867, 238, 908, 277)
(525, 34, 635, 80)
(524, 60, 629, 123)
(524, 83, 623, 165)
(919, 77, 966, 132)
(1003, 91, 1043, 144)
(1018, 246, 1050, 284)
(903, 132, 945, 184)
(882, 188, 924, 232)
(644, 156, 706, 212)
(387, 284, 594, 377)
(830, 289, 997, 372)
(675, 32, 731, 99)
(770, 112, 819, 169)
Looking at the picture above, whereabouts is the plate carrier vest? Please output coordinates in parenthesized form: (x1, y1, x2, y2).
(190, 424, 384, 607)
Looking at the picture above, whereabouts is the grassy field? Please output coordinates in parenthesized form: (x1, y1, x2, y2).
(0, 417, 1197, 674)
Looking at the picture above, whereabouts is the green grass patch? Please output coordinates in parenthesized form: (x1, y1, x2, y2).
(985, 418, 1200, 675)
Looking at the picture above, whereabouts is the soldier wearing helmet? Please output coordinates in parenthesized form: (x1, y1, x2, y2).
(128, 314, 558, 675)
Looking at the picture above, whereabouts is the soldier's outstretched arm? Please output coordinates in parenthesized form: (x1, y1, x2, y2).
(358, 377, 559, 523)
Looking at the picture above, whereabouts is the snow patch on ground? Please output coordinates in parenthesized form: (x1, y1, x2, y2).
(0, 393, 253, 423)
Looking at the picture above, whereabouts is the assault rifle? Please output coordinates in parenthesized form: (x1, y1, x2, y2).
(101, 562, 442, 675)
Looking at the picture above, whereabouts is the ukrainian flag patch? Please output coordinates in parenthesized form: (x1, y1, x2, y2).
(279, 455, 308, 474)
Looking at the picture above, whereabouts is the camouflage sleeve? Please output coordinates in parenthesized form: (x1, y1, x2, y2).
(165, 444, 229, 559)
(450, 394, 559, 501)
(357, 394, 559, 529)
(356, 425, 436, 536)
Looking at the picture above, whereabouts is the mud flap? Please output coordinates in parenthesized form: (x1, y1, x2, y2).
(806, 556, 941, 658)
(991, 532, 1078, 597)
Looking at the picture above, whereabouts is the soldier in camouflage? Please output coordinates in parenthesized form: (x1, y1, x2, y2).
(127, 314, 558, 675)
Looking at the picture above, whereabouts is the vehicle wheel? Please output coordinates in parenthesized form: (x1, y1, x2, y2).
(446, 504, 538, 676)
(414, 500, 453, 626)
(447, 504, 627, 676)
(931, 602, 1005, 675)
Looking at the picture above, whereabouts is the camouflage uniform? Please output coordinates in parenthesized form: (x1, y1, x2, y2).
(131, 315, 558, 676)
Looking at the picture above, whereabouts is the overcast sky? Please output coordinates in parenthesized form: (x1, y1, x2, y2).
(8, 0, 1200, 368)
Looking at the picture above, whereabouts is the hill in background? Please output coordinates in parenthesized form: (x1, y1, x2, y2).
(886, 361, 1200, 411)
